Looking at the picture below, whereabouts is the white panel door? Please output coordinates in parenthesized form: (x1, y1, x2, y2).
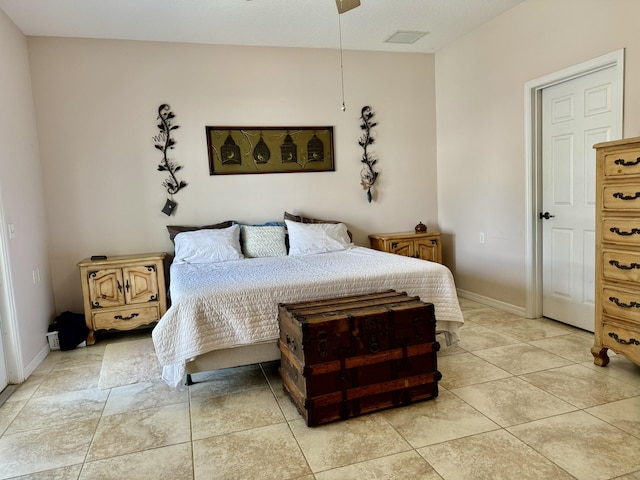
(542, 66, 617, 331)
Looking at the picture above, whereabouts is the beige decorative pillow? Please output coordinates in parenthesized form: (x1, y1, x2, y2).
(241, 225, 287, 258)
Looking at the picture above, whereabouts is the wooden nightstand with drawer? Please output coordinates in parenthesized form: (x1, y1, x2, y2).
(77, 252, 168, 345)
(369, 232, 442, 264)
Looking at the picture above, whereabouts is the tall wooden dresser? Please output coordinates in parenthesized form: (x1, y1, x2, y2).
(592, 137, 640, 367)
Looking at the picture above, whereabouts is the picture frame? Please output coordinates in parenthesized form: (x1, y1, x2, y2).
(206, 126, 334, 175)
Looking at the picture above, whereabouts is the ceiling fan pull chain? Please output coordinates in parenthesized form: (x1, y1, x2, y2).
(338, 13, 346, 111)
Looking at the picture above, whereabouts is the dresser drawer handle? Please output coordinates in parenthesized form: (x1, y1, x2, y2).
(608, 332, 640, 346)
(114, 313, 139, 321)
(391, 242, 398, 249)
(614, 157, 640, 167)
(612, 192, 640, 201)
(609, 227, 640, 236)
(608, 296, 640, 309)
(609, 260, 640, 270)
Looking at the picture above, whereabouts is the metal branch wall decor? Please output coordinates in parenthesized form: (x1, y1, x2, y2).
(359, 105, 379, 203)
(154, 104, 187, 215)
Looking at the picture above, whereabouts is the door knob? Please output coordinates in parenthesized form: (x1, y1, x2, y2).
(539, 212, 555, 220)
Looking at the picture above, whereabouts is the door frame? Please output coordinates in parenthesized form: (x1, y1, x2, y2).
(524, 49, 624, 319)
(0, 187, 22, 385)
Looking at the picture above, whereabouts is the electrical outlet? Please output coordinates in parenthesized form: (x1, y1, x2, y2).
(479, 232, 485, 244)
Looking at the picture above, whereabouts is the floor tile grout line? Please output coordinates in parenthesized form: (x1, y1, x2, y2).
(447, 359, 640, 442)
(499, 427, 579, 479)
(439, 341, 640, 439)
(514, 373, 586, 411)
(186, 379, 197, 480)
(373, 399, 463, 479)
(80, 441, 194, 468)
(76, 386, 112, 478)
(260, 362, 316, 478)
(581, 405, 640, 442)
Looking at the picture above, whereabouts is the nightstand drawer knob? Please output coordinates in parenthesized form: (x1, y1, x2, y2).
(114, 313, 139, 321)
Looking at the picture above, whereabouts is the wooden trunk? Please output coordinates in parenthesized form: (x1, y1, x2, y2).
(278, 290, 441, 427)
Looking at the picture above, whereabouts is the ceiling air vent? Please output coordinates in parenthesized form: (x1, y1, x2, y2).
(384, 30, 428, 45)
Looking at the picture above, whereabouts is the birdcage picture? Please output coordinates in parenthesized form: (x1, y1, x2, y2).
(220, 133, 241, 165)
(307, 134, 325, 162)
(280, 134, 298, 163)
(253, 135, 271, 164)
(206, 126, 334, 175)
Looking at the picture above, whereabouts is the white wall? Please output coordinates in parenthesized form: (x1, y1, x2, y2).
(0, 9, 55, 379)
(26, 38, 438, 313)
(436, 0, 640, 309)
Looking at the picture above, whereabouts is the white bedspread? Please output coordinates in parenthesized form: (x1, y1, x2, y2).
(152, 246, 463, 388)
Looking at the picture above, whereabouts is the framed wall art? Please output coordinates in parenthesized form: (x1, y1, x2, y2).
(206, 126, 334, 175)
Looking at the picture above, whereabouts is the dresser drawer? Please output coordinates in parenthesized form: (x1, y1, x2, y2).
(604, 149, 640, 177)
(602, 286, 640, 323)
(92, 305, 160, 331)
(603, 218, 640, 246)
(601, 319, 640, 365)
(603, 184, 640, 210)
(603, 249, 640, 284)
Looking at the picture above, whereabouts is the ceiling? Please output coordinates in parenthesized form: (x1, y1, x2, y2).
(0, 0, 525, 54)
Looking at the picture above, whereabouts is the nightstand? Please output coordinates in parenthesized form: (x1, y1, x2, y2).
(369, 232, 442, 264)
(77, 252, 168, 344)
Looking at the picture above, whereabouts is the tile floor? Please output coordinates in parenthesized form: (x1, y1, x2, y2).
(0, 299, 639, 479)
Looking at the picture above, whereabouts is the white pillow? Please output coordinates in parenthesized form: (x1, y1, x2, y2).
(174, 224, 243, 263)
(285, 219, 353, 256)
(241, 225, 287, 258)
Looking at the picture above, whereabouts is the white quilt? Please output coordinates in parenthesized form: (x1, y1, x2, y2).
(152, 246, 464, 388)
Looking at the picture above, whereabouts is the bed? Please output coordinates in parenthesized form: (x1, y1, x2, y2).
(152, 216, 464, 389)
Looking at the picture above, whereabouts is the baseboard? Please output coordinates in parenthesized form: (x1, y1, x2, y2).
(22, 343, 51, 381)
(457, 289, 527, 317)
(0, 385, 17, 407)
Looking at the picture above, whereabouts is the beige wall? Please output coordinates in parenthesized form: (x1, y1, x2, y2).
(0, 9, 55, 378)
(27, 38, 438, 313)
(4, 0, 636, 374)
(436, 0, 640, 309)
